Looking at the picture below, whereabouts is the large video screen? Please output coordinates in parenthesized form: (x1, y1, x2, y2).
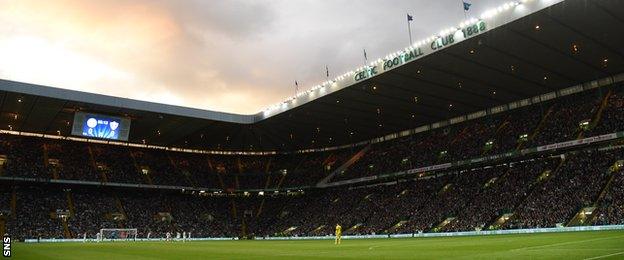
(71, 112, 131, 141)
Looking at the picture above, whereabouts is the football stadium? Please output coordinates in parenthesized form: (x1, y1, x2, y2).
(2, 0, 624, 259)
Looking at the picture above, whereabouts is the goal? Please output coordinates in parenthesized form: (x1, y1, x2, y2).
(99, 228, 138, 241)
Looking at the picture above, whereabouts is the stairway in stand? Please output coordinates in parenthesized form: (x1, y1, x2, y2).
(568, 159, 623, 226)
(317, 145, 370, 186)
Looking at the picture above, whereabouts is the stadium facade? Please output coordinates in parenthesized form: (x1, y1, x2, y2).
(1, 0, 624, 241)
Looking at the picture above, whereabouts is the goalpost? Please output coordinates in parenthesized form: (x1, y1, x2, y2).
(99, 228, 138, 241)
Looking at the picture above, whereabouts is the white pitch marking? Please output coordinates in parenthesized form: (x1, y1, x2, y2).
(511, 235, 624, 251)
(583, 251, 624, 260)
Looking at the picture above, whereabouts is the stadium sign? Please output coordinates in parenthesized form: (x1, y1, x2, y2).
(353, 66, 378, 81)
(354, 20, 487, 82)
(383, 48, 424, 70)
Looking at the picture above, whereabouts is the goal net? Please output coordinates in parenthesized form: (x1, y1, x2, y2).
(99, 228, 138, 241)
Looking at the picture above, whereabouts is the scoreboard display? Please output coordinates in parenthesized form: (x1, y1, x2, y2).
(71, 112, 131, 141)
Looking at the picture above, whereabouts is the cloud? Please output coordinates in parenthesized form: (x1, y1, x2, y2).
(162, 0, 277, 40)
(0, 0, 509, 114)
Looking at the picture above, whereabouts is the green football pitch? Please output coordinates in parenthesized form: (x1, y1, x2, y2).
(11, 230, 624, 259)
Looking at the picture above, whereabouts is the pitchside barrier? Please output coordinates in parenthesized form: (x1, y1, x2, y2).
(22, 225, 624, 242)
(255, 225, 624, 240)
(24, 237, 237, 243)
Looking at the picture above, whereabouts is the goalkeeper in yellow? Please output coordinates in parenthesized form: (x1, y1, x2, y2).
(335, 224, 342, 245)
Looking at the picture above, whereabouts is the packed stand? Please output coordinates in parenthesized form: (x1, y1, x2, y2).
(505, 149, 619, 229)
(332, 86, 624, 182)
(526, 91, 601, 147)
(90, 144, 146, 184)
(46, 140, 101, 181)
(4, 147, 624, 240)
(443, 157, 558, 232)
(0, 135, 47, 179)
(594, 159, 624, 225)
(68, 191, 119, 238)
(587, 90, 624, 136)
(6, 187, 67, 240)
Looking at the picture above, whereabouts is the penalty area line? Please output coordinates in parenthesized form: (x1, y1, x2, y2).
(583, 251, 624, 260)
(510, 235, 624, 252)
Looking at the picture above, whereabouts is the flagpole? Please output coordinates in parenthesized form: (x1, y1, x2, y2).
(295, 80, 299, 96)
(326, 65, 329, 80)
(407, 14, 413, 45)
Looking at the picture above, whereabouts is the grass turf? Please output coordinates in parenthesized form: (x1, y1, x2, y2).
(11, 230, 624, 259)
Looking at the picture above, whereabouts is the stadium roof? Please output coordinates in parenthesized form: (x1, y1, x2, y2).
(1, 0, 623, 152)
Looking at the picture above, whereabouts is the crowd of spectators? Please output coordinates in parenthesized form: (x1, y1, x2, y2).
(2, 86, 624, 240)
(2, 147, 622, 240)
(119, 191, 239, 238)
(69, 191, 119, 238)
(6, 187, 67, 240)
(0, 186, 11, 216)
(90, 144, 145, 184)
(280, 150, 352, 188)
(444, 157, 558, 231)
(484, 106, 543, 153)
(505, 149, 619, 229)
(594, 161, 624, 225)
(334, 87, 617, 181)
(1, 86, 623, 190)
(131, 150, 190, 186)
(399, 167, 503, 232)
(0, 135, 47, 179)
(588, 91, 624, 136)
(0, 134, 352, 190)
(46, 141, 100, 181)
(526, 92, 601, 147)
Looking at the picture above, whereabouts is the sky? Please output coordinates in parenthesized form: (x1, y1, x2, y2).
(0, 0, 508, 114)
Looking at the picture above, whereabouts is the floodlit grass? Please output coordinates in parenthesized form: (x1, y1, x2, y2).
(11, 230, 624, 259)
